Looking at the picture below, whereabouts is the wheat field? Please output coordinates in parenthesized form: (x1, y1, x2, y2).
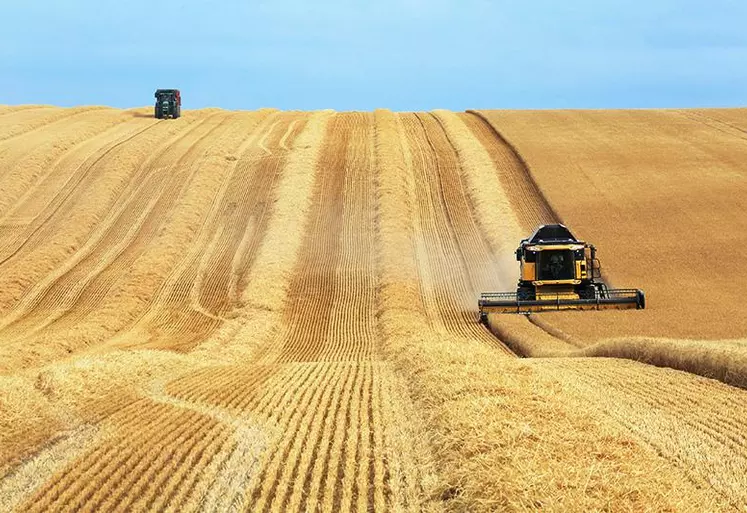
(0, 105, 746, 511)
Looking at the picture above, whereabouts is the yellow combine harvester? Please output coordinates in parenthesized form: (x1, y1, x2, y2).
(479, 224, 645, 321)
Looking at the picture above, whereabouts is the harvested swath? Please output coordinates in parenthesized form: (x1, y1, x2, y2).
(19, 401, 227, 513)
(0, 114, 234, 468)
(231, 112, 436, 512)
(0, 106, 107, 144)
(0, 112, 232, 369)
(195, 116, 307, 315)
(373, 109, 445, 509)
(184, 108, 332, 364)
(581, 336, 747, 389)
(456, 111, 557, 230)
(529, 357, 747, 508)
(245, 362, 358, 512)
(431, 111, 521, 244)
(107, 110, 298, 352)
(242, 110, 335, 313)
(398, 112, 511, 353)
(0, 110, 149, 232)
(0, 349, 190, 473)
(431, 111, 576, 355)
(374, 108, 728, 511)
(0, 424, 106, 513)
(79, 110, 283, 353)
(0, 110, 288, 474)
(430, 110, 523, 284)
(0, 112, 234, 320)
(0, 113, 193, 315)
(274, 112, 375, 363)
(372, 109, 427, 339)
(384, 341, 731, 511)
(484, 313, 579, 356)
(233, 360, 432, 513)
(165, 364, 279, 413)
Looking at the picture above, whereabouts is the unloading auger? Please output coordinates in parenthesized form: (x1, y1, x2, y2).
(478, 224, 645, 322)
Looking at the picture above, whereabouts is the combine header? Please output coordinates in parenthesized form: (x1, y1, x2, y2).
(479, 224, 644, 321)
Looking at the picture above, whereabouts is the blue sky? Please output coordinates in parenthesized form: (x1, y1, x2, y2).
(2, 1, 746, 110)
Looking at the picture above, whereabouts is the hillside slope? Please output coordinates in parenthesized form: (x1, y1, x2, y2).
(0, 105, 746, 511)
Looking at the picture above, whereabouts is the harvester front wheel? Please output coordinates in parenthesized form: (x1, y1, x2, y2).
(517, 286, 535, 301)
(579, 286, 597, 299)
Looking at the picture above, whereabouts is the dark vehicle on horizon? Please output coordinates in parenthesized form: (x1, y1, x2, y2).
(154, 89, 181, 119)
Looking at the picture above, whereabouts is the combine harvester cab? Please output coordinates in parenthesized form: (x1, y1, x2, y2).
(479, 224, 644, 322)
(154, 89, 181, 119)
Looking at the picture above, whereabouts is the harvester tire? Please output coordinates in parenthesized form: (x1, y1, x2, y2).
(579, 286, 596, 299)
(517, 286, 535, 301)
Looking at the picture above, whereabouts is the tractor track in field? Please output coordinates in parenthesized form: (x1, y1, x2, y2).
(61, 108, 247, 346)
(0, 113, 140, 223)
(676, 110, 747, 142)
(400, 112, 513, 355)
(0, 114, 246, 369)
(0, 107, 78, 138)
(0, 114, 228, 330)
(0, 113, 155, 238)
(0, 118, 165, 270)
(0, 106, 110, 145)
(117, 111, 306, 352)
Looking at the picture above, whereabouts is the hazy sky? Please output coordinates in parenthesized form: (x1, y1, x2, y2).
(2, 1, 746, 110)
